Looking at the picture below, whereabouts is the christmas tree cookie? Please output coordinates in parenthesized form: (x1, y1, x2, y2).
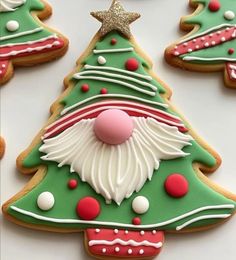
(165, 0, 236, 88)
(0, 0, 68, 85)
(3, 1, 236, 259)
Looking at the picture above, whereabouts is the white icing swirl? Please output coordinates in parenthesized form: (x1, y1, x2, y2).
(0, 0, 26, 12)
(40, 117, 192, 205)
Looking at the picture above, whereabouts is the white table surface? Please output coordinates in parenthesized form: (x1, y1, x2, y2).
(1, 0, 236, 259)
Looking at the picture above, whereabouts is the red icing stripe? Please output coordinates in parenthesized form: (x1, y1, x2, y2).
(44, 101, 187, 139)
(172, 26, 236, 56)
(0, 37, 65, 60)
(0, 60, 10, 79)
(86, 228, 164, 258)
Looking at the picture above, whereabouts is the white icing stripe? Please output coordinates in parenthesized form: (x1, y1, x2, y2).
(93, 47, 134, 54)
(176, 214, 231, 231)
(0, 41, 61, 58)
(74, 70, 157, 91)
(183, 56, 236, 62)
(0, 27, 43, 41)
(61, 94, 168, 115)
(44, 107, 184, 139)
(72, 75, 156, 96)
(0, 34, 58, 48)
(41, 118, 192, 204)
(179, 23, 236, 44)
(84, 65, 152, 81)
(0, 0, 25, 12)
(10, 204, 234, 228)
(88, 238, 163, 248)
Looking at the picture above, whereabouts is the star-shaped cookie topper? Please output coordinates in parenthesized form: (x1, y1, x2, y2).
(91, 0, 140, 38)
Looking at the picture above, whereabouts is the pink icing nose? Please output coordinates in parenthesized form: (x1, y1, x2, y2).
(94, 109, 134, 145)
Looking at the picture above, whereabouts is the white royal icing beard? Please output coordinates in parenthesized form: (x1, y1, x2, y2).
(0, 0, 26, 12)
(40, 117, 192, 205)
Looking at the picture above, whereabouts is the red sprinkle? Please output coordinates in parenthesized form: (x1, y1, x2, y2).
(110, 38, 117, 45)
(228, 48, 235, 55)
(81, 84, 89, 92)
(132, 217, 141, 225)
(100, 88, 108, 94)
(68, 179, 78, 189)
(208, 0, 221, 12)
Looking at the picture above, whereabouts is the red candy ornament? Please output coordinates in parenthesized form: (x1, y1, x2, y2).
(208, 0, 221, 12)
(164, 174, 189, 198)
(68, 179, 78, 189)
(76, 197, 100, 220)
(125, 58, 139, 71)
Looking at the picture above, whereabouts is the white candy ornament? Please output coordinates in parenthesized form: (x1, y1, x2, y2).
(224, 10, 235, 21)
(97, 55, 106, 65)
(132, 196, 149, 214)
(6, 20, 19, 31)
(37, 191, 55, 211)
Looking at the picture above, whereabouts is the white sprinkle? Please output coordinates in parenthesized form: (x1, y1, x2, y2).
(128, 249, 133, 254)
(192, 39, 197, 43)
(221, 37, 226, 42)
(188, 49, 192, 53)
(95, 229, 100, 233)
(174, 46, 178, 49)
(2, 64, 6, 68)
(102, 248, 106, 253)
(0, 70, 2, 74)
(152, 230, 157, 234)
(209, 33, 213, 37)
(139, 249, 144, 255)
(204, 42, 210, 47)
(97, 56, 106, 65)
(174, 51, 179, 56)
(217, 31, 221, 35)
(54, 41, 60, 46)
(125, 230, 129, 234)
(183, 42, 188, 47)
(115, 247, 120, 252)
(201, 37, 205, 41)
(114, 229, 119, 234)
(211, 41, 216, 45)
(196, 45, 200, 49)
(226, 27, 230, 31)
(140, 230, 145, 235)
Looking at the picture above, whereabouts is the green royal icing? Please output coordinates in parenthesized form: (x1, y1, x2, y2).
(8, 31, 236, 231)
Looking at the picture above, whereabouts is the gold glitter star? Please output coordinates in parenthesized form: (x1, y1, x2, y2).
(91, 0, 140, 38)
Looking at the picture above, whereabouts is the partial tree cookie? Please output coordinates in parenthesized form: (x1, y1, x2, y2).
(165, 0, 236, 88)
(2, 1, 236, 259)
(0, 0, 68, 85)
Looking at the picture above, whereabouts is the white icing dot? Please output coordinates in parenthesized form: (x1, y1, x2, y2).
(152, 230, 157, 234)
(125, 230, 129, 234)
(224, 10, 235, 21)
(139, 249, 144, 255)
(221, 37, 226, 42)
(114, 229, 119, 234)
(132, 196, 149, 214)
(95, 229, 100, 233)
(140, 230, 145, 235)
(102, 248, 106, 253)
(97, 55, 106, 65)
(37, 191, 55, 211)
(115, 247, 120, 252)
(6, 20, 19, 32)
(128, 249, 133, 254)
